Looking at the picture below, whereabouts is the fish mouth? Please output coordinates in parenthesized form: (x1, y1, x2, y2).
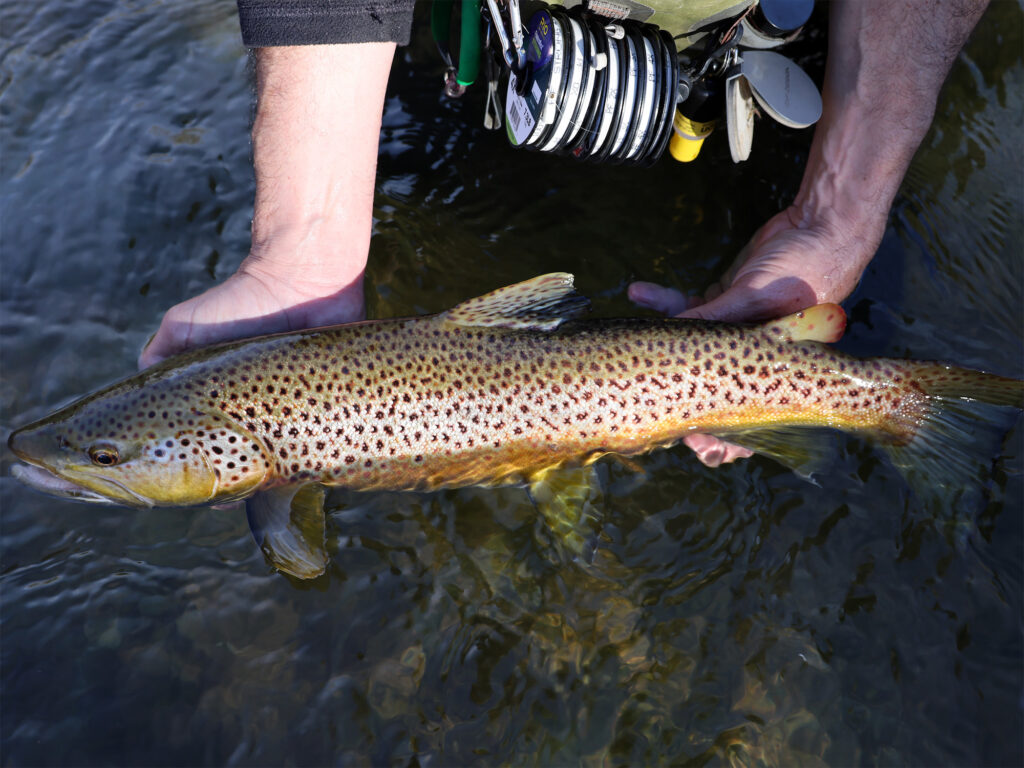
(10, 462, 154, 507)
(12, 463, 118, 503)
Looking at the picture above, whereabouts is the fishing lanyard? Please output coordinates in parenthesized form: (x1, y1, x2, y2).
(432, 0, 482, 96)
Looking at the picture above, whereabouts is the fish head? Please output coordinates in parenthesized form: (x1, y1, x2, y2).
(9, 388, 273, 507)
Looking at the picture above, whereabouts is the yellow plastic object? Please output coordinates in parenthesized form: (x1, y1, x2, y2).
(669, 111, 715, 163)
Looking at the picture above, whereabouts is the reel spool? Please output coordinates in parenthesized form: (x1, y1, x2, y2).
(441, 0, 821, 167)
(504, 5, 677, 167)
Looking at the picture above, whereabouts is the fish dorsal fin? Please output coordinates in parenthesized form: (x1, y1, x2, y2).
(245, 483, 328, 579)
(443, 273, 591, 331)
(762, 304, 846, 343)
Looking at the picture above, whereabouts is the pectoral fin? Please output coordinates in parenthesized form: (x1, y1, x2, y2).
(246, 484, 328, 579)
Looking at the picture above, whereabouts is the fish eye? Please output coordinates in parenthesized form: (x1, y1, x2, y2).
(88, 445, 120, 467)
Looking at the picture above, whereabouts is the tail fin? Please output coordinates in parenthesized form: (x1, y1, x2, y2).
(881, 363, 1022, 515)
(910, 364, 1023, 409)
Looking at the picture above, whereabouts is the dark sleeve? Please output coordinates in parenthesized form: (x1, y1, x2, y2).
(237, 1, 416, 47)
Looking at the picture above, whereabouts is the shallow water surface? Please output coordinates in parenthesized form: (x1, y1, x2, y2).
(1, 2, 1022, 766)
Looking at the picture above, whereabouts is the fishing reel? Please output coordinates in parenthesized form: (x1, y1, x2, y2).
(432, 0, 822, 166)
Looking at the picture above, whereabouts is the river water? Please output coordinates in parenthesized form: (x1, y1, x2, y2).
(1, 2, 1021, 766)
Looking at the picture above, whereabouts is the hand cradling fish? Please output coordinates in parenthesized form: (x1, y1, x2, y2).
(8, 274, 1022, 578)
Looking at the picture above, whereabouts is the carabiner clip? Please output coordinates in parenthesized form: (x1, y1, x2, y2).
(484, 0, 516, 70)
(507, 0, 527, 70)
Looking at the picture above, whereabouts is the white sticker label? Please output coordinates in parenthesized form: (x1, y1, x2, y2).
(506, 74, 537, 146)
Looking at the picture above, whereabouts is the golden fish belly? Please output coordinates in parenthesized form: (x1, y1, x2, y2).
(169, 316, 918, 493)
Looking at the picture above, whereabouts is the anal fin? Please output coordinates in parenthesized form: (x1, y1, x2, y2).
(716, 426, 839, 481)
(246, 484, 328, 579)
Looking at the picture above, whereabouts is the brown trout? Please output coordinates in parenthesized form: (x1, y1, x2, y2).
(8, 274, 1022, 577)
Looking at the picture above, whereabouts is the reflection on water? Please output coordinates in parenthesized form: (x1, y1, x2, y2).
(1, 2, 1021, 766)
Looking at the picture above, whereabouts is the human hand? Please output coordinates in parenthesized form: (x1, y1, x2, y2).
(626, 0, 987, 469)
(138, 261, 365, 368)
(629, 203, 878, 466)
(140, 42, 393, 369)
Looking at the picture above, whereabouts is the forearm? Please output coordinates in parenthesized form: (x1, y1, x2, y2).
(792, 0, 989, 271)
(242, 42, 396, 290)
(139, 28, 401, 368)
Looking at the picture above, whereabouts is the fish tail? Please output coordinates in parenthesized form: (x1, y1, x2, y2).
(909, 362, 1024, 409)
(880, 362, 1022, 513)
